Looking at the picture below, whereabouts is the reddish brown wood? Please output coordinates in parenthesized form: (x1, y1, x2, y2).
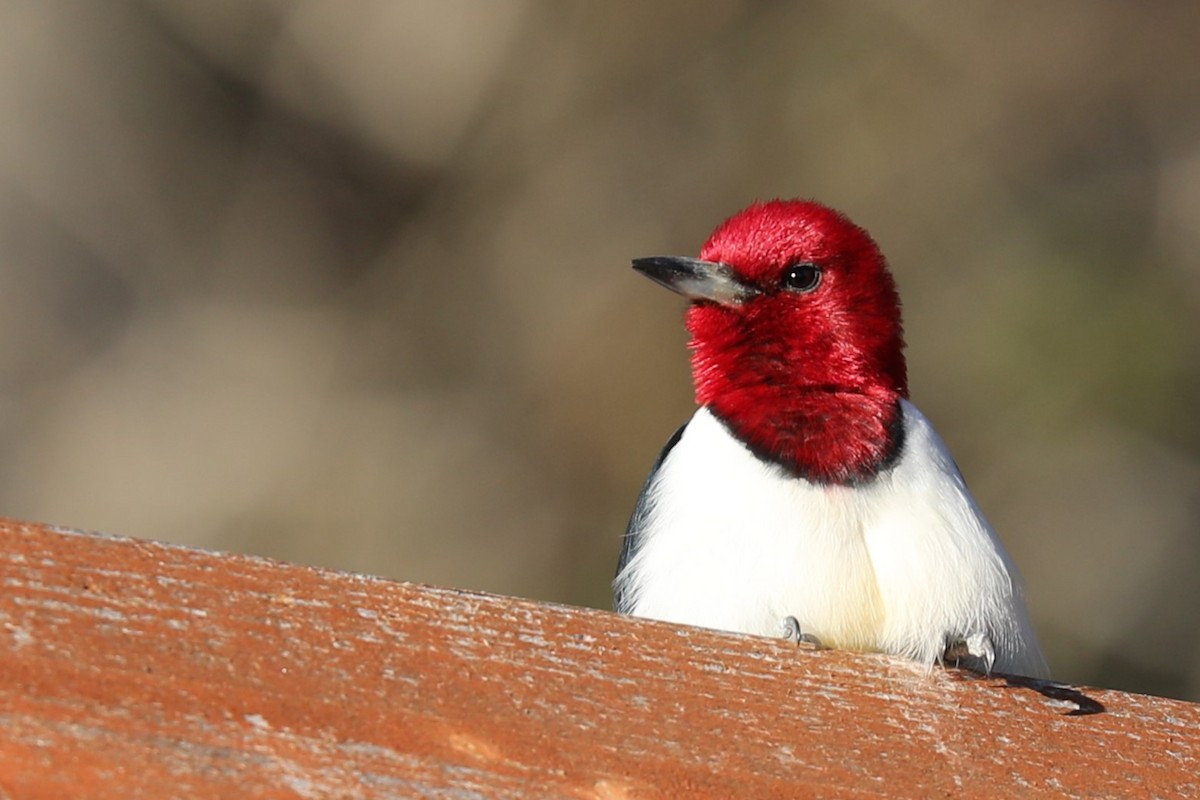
(0, 518, 1195, 798)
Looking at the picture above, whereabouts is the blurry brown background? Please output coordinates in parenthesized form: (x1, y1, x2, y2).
(2, 1, 1199, 701)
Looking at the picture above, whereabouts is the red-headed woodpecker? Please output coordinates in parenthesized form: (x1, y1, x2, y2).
(615, 199, 1048, 678)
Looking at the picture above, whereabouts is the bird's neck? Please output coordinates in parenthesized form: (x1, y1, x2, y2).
(699, 383, 906, 486)
(686, 305, 908, 484)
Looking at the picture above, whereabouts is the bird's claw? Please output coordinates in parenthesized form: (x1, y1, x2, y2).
(942, 631, 996, 674)
(779, 615, 825, 648)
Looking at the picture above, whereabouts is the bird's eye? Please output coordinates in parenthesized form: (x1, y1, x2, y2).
(782, 262, 822, 293)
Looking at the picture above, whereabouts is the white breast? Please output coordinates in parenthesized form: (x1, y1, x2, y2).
(615, 402, 1047, 677)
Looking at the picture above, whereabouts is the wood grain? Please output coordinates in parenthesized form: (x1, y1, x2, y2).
(0, 519, 1195, 798)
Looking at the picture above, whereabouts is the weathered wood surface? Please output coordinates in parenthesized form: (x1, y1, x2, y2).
(0, 519, 1195, 799)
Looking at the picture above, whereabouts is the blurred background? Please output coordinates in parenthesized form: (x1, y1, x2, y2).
(1, 1, 1199, 700)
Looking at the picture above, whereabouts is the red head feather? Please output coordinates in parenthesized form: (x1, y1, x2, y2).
(686, 200, 907, 484)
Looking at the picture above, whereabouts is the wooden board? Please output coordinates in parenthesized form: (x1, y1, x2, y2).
(0, 519, 1195, 798)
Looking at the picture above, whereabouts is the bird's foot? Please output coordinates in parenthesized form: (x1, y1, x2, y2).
(941, 632, 996, 674)
(779, 616, 825, 648)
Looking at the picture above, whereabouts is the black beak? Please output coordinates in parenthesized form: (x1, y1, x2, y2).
(632, 256, 759, 307)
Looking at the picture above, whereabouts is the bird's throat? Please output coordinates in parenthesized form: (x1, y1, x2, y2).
(706, 389, 905, 485)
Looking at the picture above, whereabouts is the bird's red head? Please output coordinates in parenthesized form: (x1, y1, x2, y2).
(635, 199, 908, 484)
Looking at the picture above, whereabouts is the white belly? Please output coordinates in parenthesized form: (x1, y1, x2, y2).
(616, 403, 1047, 677)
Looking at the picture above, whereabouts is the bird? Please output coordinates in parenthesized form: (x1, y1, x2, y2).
(614, 199, 1048, 679)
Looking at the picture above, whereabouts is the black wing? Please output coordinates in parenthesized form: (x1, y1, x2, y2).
(613, 421, 688, 613)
